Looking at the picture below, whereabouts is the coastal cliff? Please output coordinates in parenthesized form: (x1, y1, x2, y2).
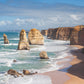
(70, 25, 84, 45)
(41, 30, 48, 36)
(28, 28, 44, 45)
(41, 25, 84, 46)
(42, 27, 73, 40)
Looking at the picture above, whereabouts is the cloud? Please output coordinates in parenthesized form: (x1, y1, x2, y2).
(0, 13, 84, 31)
(0, 20, 12, 26)
(70, 15, 80, 20)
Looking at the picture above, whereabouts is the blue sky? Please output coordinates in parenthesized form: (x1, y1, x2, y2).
(0, 0, 84, 31)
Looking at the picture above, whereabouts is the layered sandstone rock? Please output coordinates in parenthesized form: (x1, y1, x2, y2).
(47, 27, 73, 40)
(39, 51, 49, 59)
(78, 29, 84, 46)
(28, 28, 44, 45)
(55, 27, 73, 40)
(47, 28, 54, 39)
(70, 25, 84, 45)
(41, 30, 48, 36)
(18, 29, 30, 50)
(3, 34, 9, 44)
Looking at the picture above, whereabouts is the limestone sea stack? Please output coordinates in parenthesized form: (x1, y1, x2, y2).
(39, 51, 49, 59)
(28, 28, 44, 45)
(3, 34, 9, 44)
(18, 29, 30, 50)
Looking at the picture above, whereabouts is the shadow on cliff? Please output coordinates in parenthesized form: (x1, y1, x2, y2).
(59, 48, 84, 79)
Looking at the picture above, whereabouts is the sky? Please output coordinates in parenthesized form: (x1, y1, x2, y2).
(0, 0, 84, 31)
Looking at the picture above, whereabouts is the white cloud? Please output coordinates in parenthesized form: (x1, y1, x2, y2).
(70, 15, 79, 20)
(0, 21, 6, 26)
(0, 21, 12, 26)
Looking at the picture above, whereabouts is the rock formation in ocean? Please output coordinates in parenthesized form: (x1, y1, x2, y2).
(23, 70, 30, 75)
(18, 29, 30, 50)
(41, 30, 48, 36)
(3, 34, 9, 44)
(23, 70, 38, 75)
(28, 28, 44, 45)
(39, 51, 49, 59)
(7, 69, 23, 77)
(70, 25, 84, 45)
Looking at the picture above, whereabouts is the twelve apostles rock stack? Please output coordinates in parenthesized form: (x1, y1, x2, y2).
(28, 28, 44, 45)
(18, 29, 30, 50)
(3, 34, 9, 44)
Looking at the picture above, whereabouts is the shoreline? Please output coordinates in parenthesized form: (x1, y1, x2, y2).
(65, 45, 84, 84)
(38, 45, 84, 84)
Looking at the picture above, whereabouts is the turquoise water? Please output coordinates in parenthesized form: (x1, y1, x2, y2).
(0, 32, 57, 72)
(0, 32, 72, 84)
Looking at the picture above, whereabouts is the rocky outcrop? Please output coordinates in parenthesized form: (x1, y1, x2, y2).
(39, 51, 49, 59)
(23, 70, 30, 75)
(28, 28, 44, 45)
(23, 70, 37, 75)
(18, 29, 30, 50)
(7, 69, 23, 77)
(70, 25, 84, 45)
(41, 30, 48, 36)
(3, 34, 9, 44)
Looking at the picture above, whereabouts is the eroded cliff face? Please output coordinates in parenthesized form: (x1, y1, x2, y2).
(41, 25, 84, 45)
(41, 30, 48, 36)
(28, 28, 44, 45)
(47, 28, 54, 39)
(70, 25, 84, 45)
(47, 27, 73, 40)
(18, 29, 30, 50)
(3, 34, 9, 44)
(78, 29, 84, 46)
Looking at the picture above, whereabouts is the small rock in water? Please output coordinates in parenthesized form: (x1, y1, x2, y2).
(39, 51, 49, 59)
(23, 70, 38, 75)
(13, 60, 17, 62)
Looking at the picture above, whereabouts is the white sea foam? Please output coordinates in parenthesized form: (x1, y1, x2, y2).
(9, 38, 19, 40)
(10, 75, 51, 84)
(1, 43, 18, 46)
(0, 75, 52, 84)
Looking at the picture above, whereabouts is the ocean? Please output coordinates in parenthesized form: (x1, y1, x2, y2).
(0, 32, 74, 84)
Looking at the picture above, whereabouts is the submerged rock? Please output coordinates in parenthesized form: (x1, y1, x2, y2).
(39, 51, 49, 59)
(28, 28, 44, 45)
(23, 70, 38, 75)
(23, 70, 30, 75)
(3, 34, 9, 44)
(18, 29, 30, 50)
(7, 69, 23, 77)
(13, 60, 17, 62)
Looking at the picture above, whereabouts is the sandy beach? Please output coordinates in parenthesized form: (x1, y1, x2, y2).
(65, 45, 84, 84)
(39, 45, 84, 84)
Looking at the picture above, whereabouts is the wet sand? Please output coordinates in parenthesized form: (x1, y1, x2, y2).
(65, 45, 84, 84)
(39, 45, 84, 84)
(39, 70, 70, 84)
